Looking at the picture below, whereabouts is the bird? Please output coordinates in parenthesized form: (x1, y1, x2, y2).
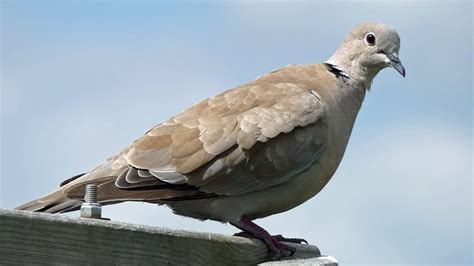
(17, 22, 405, 258)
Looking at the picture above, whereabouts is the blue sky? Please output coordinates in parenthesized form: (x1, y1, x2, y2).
(1, 1, 472, 265)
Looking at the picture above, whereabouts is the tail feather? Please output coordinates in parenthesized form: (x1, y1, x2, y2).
(16, 171, 212, 214)
(15, 190, 82, 213)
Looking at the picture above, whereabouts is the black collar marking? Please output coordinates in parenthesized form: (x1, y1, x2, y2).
(324, 63, 350, 81)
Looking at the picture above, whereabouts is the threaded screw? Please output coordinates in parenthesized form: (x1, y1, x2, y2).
(80, 184, 102, 219)
(84, 184, 98, 203)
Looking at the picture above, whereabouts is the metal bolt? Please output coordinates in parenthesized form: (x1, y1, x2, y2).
(80, 184, 102, 219)
(84, 184, 98, 203)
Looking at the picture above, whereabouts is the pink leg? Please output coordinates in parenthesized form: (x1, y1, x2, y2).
(231, 217, 296, 259)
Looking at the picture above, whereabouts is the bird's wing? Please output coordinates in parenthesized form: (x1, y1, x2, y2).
(121, 77, 326, 193)
(64, 66, 329, 202)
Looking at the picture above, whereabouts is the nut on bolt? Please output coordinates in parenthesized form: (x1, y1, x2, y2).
(80, 184, 102, 219)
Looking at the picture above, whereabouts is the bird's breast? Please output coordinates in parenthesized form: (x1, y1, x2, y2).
(292, 84, 366, 200)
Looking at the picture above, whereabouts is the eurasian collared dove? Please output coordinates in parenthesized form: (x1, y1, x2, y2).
(17, 22, 405, 257)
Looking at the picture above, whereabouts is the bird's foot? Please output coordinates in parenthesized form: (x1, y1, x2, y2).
(268, 237, 296, 259)
(231, 218, 299, 259)
(234, 232, 307, 244)
(233, 231, 253, 238)
(272, 234, 308, 245)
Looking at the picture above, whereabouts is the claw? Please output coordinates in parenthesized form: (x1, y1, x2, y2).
(272, 234, 309, 245)
(233, 231, 252, 238)
(231, 218, 306, 259)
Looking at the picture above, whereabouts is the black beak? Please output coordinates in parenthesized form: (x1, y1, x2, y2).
(387, 53, 406, 77)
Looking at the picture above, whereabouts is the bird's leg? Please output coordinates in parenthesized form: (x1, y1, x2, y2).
(231, 217, 296, 259)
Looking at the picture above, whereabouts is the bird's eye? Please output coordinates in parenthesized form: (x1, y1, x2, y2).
(365, 33, 376, 46)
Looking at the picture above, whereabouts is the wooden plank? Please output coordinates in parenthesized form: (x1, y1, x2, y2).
(260, 256, 338, 266)
(0, 208, 336, 265)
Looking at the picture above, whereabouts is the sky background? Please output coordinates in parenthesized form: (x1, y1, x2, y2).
(1, 1, 472, 265)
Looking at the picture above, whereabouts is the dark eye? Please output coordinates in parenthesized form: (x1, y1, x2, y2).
(365, 33, 376, 46)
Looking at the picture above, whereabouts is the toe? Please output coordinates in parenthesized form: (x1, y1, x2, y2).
(272, 234, 309, 244)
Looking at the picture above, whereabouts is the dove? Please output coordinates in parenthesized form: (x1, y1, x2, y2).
(17, 22, 405, 257)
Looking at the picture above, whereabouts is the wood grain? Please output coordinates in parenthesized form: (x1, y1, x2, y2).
(0, 209, 335, 265)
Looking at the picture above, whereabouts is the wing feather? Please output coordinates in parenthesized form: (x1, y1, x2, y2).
(60, 64, 332, 204)
(120, 68, 327, 196)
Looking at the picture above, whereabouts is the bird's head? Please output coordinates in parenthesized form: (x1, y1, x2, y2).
(327, 22, 405, 88)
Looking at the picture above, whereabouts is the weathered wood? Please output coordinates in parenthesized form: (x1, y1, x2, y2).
(0, 208, 336, 265)
(261, 256, 338, 266)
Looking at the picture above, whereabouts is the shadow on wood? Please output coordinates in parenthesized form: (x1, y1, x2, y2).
(0, 208, 337, 265)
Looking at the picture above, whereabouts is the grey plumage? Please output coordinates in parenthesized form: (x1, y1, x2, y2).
(17, 22, 405, 256)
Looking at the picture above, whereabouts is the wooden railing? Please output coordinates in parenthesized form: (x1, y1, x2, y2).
(0, 208, 337, 265)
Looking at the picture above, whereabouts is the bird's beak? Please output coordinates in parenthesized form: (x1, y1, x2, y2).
(387, 53, 406, 77)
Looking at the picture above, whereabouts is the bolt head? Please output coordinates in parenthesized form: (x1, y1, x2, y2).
(80, 203, 102, 219)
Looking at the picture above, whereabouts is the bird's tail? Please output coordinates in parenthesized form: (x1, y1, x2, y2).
(15, 189, 82, 214)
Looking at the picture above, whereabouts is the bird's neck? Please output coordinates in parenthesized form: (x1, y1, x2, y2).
(326, 55, 380, 91)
